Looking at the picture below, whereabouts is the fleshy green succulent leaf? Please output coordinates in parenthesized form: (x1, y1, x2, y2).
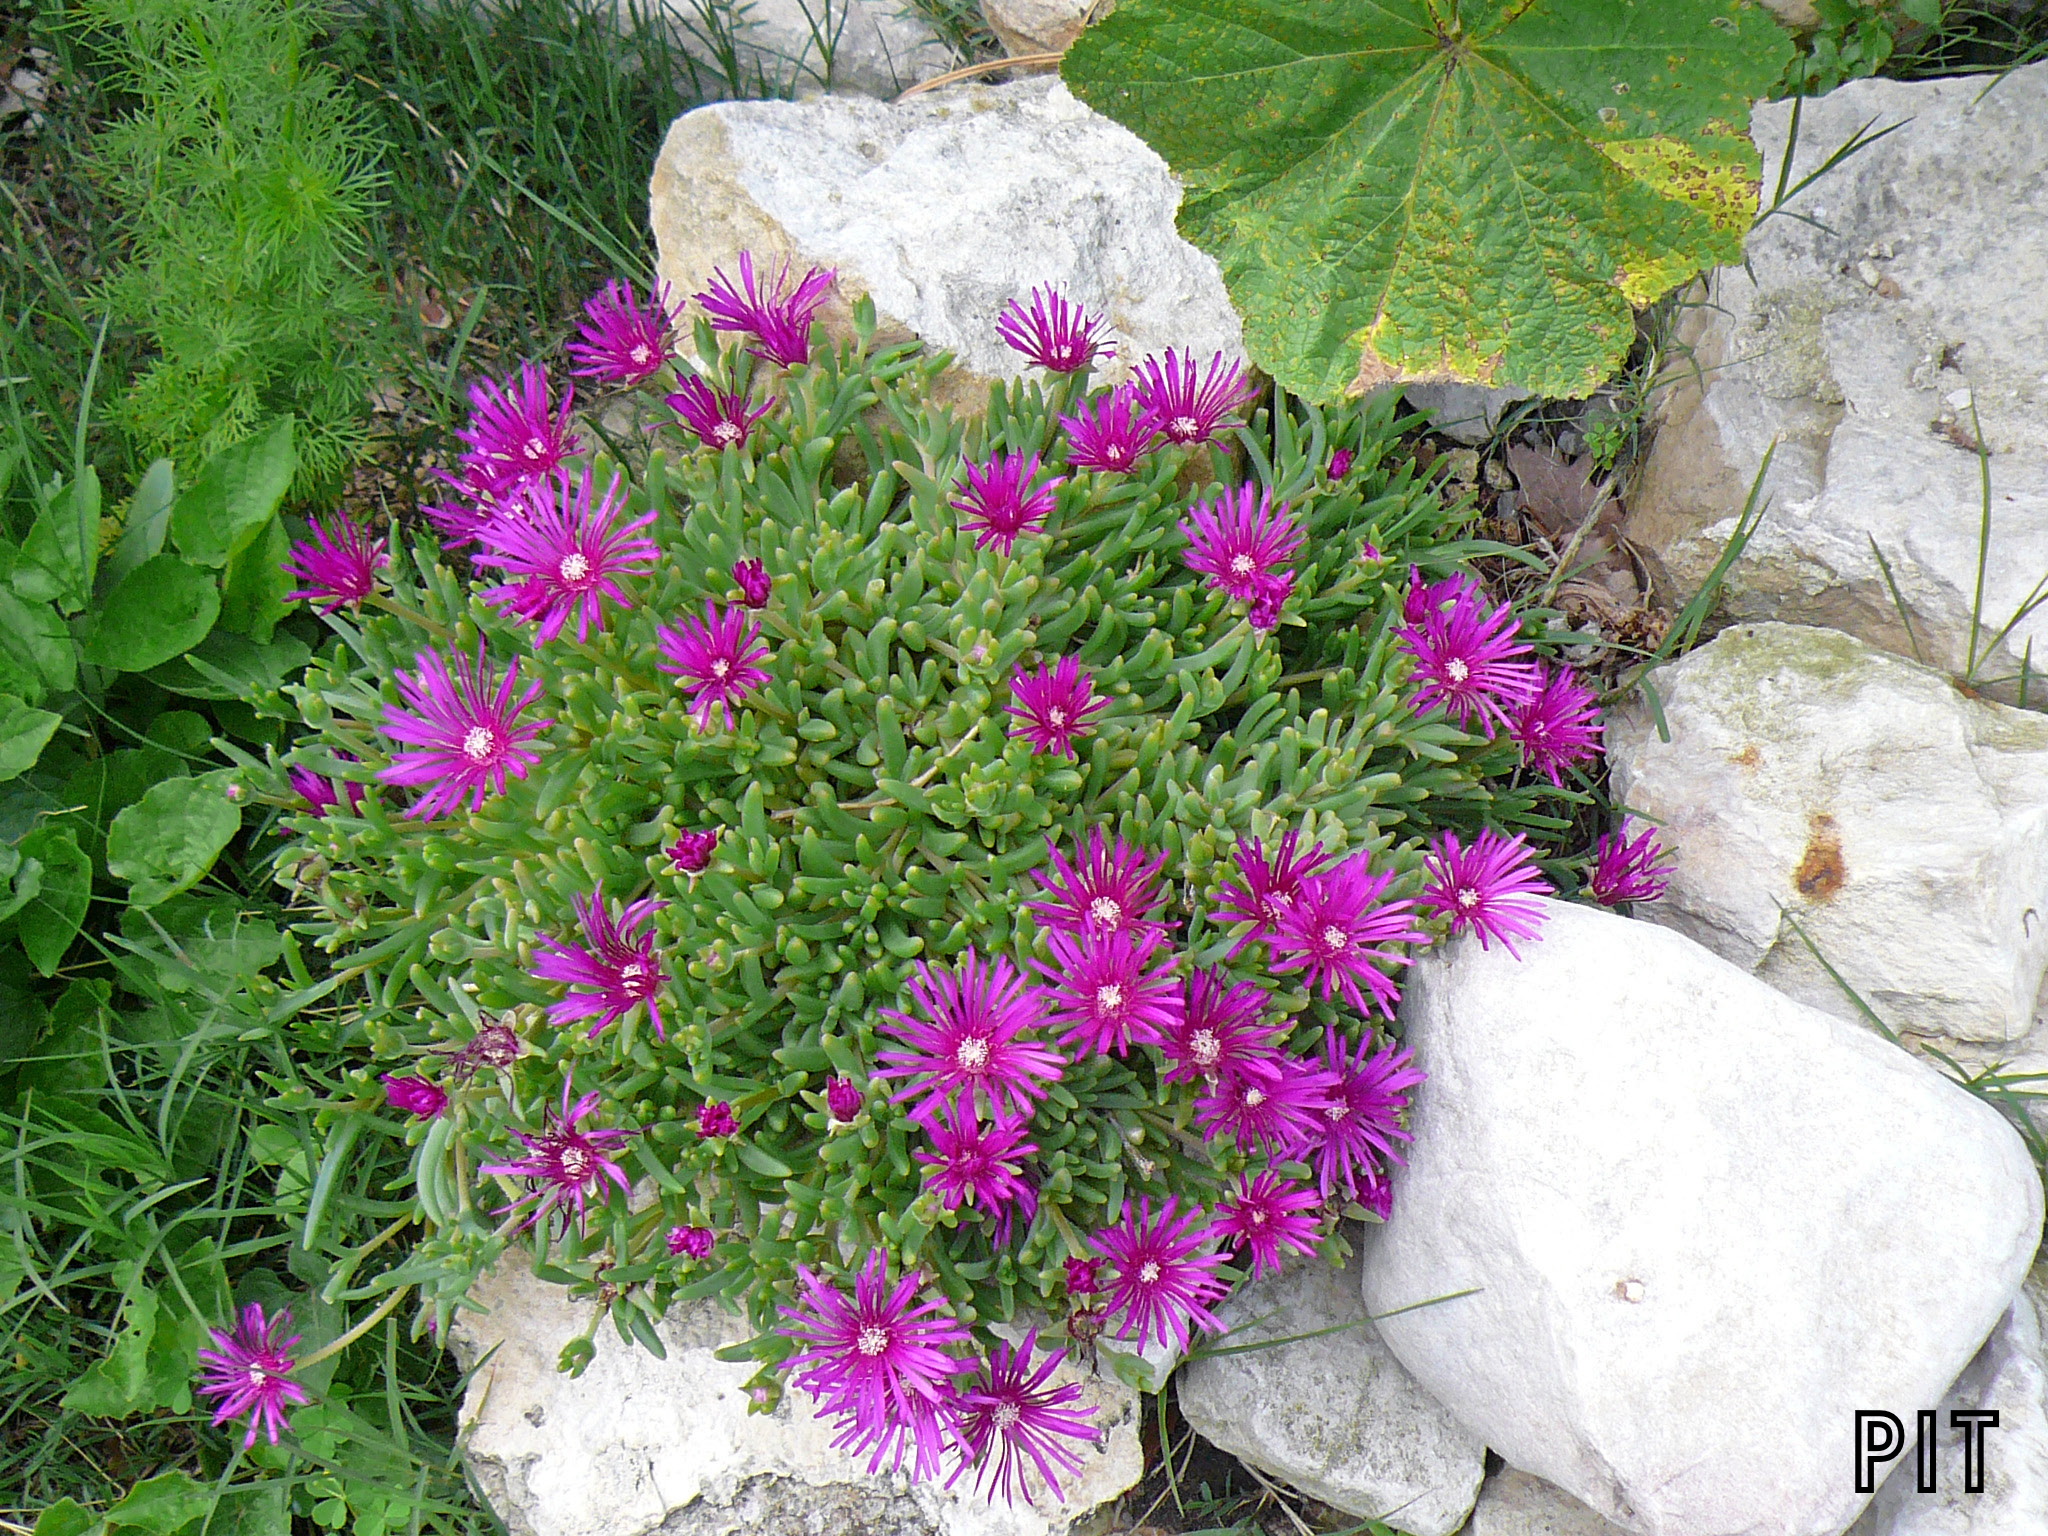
(1062, 0, 1793, 400)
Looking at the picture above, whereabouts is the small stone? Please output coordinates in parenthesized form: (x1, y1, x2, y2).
(1399, 382, 1532, 446)
(1443, 448, 1480, 485)
(452, 1260, 1143, 1536)
(1606, 622, 2048, 1048)
(1468, 1468, 1629, 1536)
(1361, 899, 2042, 1536)
(1858, 258, 1883, 288)
(981, 0, 1095, 56)
(1177, 1253, 1485, 1535)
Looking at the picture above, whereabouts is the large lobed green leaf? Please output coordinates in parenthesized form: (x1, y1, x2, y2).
(1064, 0, 1792, 400)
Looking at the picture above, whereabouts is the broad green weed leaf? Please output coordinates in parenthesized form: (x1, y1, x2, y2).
(59, 1289, 200, 1417)
(107, 770, 242, 908)
(218, 511, 293, 644)
(84, 554, 221, 673)
(104, 1471, 209, 1536)
(32, 1499, 103, 1536)
(168, 416, 297, 568)
(0, 692, 63, 781)
(102, 457, 177, 592)
(0, 590, 76, 702)
(0, 843, 43, 925)
(18, 467, 101, 613)
(17, 823, 91, 975)
(1063, 0, 1793, 400)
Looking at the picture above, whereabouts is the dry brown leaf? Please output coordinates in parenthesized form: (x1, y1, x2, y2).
(1504, 441, 1618, 541)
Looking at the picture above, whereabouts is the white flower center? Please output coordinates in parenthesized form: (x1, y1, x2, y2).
(1190, 1029, 1219, 1067)
(711, 659, 730, 679)
(1096, 985, 1124, 1013)
(1326, 1102, 1348, 1121)
(1446, 658, 1471, 684)
(1047, 707, 1067, 728)
(714, 421, 742, 444)
(559, 552, 590, 583)
(1089, 897, 1123, 929)
(856, 1325, 889, 1356)
(956, 1037, 991, 1071)
(1138, 1261, 1162, 1284)
(1457, 887, 1480, 910)
(523, 435, 549, 461)
(1250, 1209, 1267, 1225)
(1170, 415, 1197, 438)
(559, 1145, 593, 1179)
(1244, 1087, 1267, 1109)
(994, 1402, 1022, 1429)
(461, 726, 496, 763)
(247, 1363, 270, 1386)
(1229, 554, 1255, 577)
(1321, 924, 1348, 952)
(631, 344, 652, 364)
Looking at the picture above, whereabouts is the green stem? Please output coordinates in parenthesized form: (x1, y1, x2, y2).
(367, 592, 454, 642)
(297, 1285, 411, 1369)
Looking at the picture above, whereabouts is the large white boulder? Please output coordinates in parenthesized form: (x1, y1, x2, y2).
(451, 1261, 1143, 1536)
(1607, 622, 2048, 1047)
(1358, 900, 2043, 1536)
(1625, 62, 2048, 683)
(1176, 1252, 1485, 1535)
(1469, 1468, 1629, 1536)
(647, 76, 1244, 400)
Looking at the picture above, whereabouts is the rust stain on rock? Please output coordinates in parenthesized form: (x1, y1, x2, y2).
(1794, 813, 1846, 901)
(1730, 745, 1762, 770)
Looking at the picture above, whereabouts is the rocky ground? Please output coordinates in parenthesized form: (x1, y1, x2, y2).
(445, 17, 2048, 1536)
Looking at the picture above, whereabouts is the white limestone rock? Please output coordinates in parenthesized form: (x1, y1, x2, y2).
(647, 76, 1244, 403)
(1625, 62, 2048, 683)
(1606, 622, 2048, 1047)
(1176, 1253, 1485, 1535)
(1468, 1469, 1629, 1536)
(1848, 1269, 2048, 1536)
(451, 1261, 1143, 1536)
(980, 0, 1094, 56)
(666, 0, 956, 99)
(1358, 900, 2043, 1536)
(1397, 383, 1533, 446)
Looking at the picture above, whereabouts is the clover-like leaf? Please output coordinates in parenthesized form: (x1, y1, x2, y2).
(1063, 0, 1794, 401)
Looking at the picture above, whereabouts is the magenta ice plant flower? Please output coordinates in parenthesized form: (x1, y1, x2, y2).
(382, 1074, 447, 1118)
(778, 1251, 971, 1479)
(732, 557, 771, 607)
(1025, 828, 1167, 940)
(1194, 1056, 1336, 1157)
(1179, 483, 1303, 607)
(196, 1304, 310, 1448)
(475, 468, 658, 644)
(696, 252, 834, 368)
(1211, 1171, 1323, 1280)
(667, 827, 719, 873)
(1247, 571, 1294, 632)
(1509, 663, 1603, 785)
(656, 600, 773, 732)
(666, 374, 777, 450)
(949, 1330, 1099, 1504)
(1270, 852, 1429, 1016)
(455, 361, 582, 500)
(566, 278, 677, 384)
(953, 452, 1062, 556)
(1328, 448, 1355, 479)
(914, 1097, 1038, 1217)
(668, 1225, 716, 1259)
(1064, 1257, 1103, 1295)
(1421, 828, 1552, 957)
(1396, 572, 1541, 733)
(1030, 926, 1181, 1056)
(876, 949, 1064, 1121)
(287, 762, 364, 818)
(533, 893, 668, 1039)
(438, 1023, 523, 1082)
(479, 1083, 633, 1234)
(698, 1100, 739, 1138)
(1091, 1197, 1230, 1355)
(996, 287, 1109, 374)
(1588, 821, 1674, 906)
(378, 644, 552, 819)
(1130, 348, 1253, 447)
(1303, 1027, 1424, 1203)
(1007, 656, 1108, 757)
(282, 511, 387, 612)
(1059, 383, 1158, 474)
(1157, 968, 1284, 1087)
(1211, 827, 1330, 958)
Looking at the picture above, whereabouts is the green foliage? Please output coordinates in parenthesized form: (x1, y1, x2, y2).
(1061, 0, 1793, 402)
(1782, 0, 1942, 94)
(77, 0, 388, 491)
(269, 300, 1588, 1392)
